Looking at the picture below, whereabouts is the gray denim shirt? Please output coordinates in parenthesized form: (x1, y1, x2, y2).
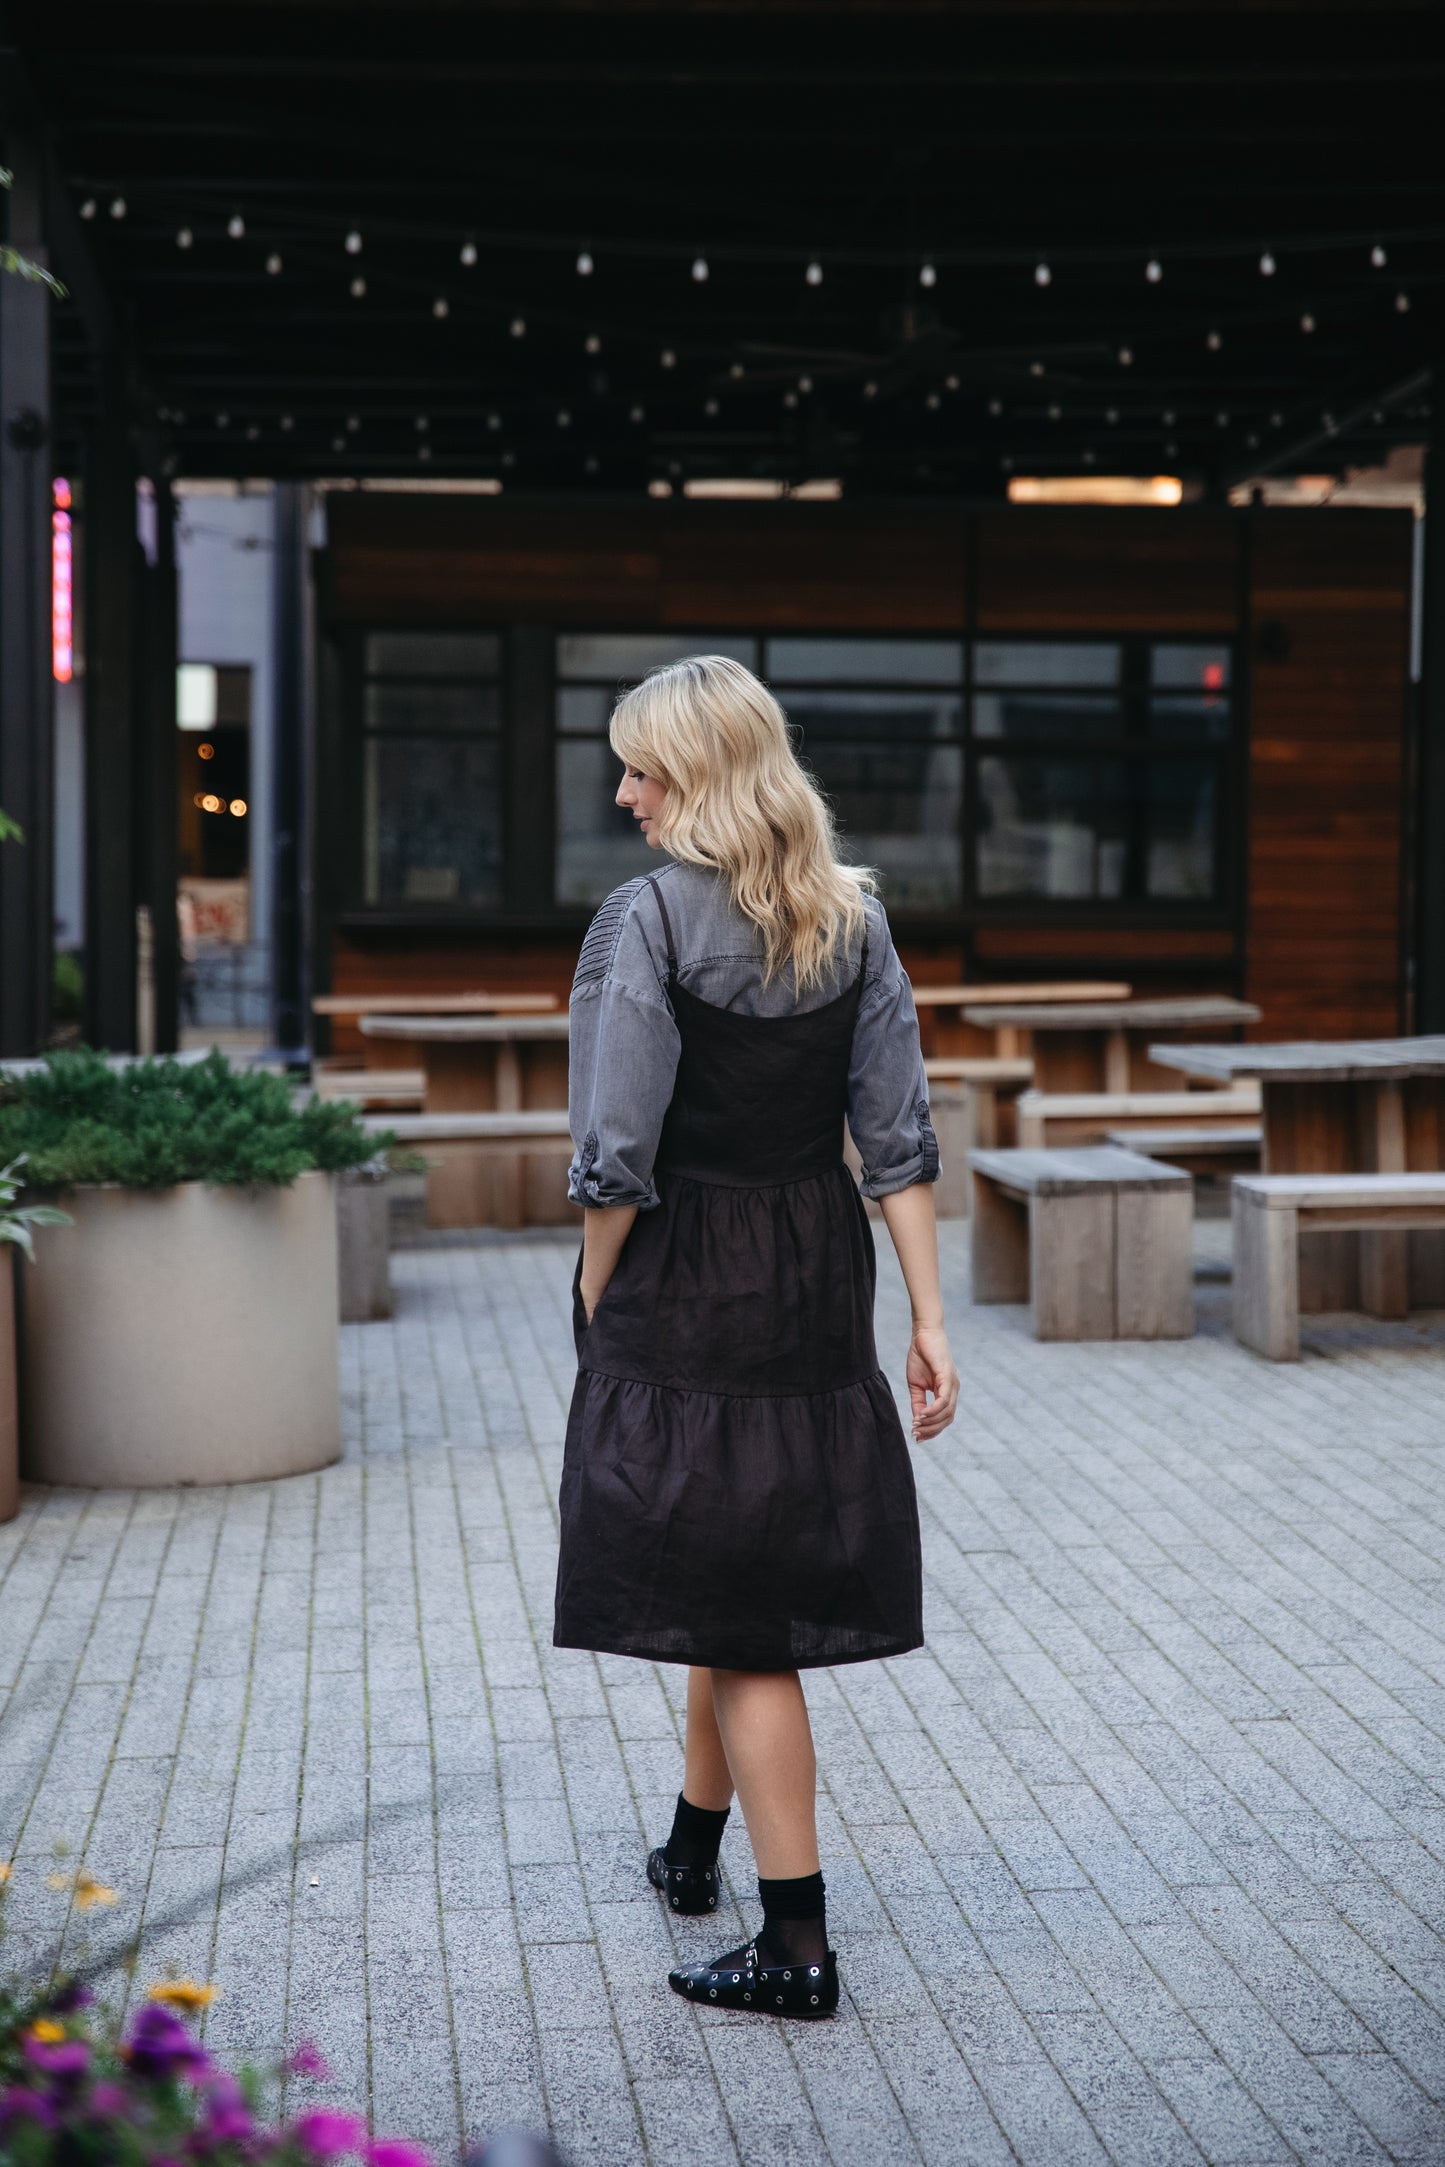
(568, 859, 938, 1210)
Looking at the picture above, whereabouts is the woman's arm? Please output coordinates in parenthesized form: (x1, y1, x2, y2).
(580, 1203, 639, 1320)
(878, 1184, 959, 1441)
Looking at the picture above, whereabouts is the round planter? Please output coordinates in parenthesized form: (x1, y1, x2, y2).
(21, 1170, 341, 1488)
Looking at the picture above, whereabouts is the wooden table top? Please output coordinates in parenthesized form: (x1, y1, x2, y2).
(969, 1144, 1191, 1194)
(961, 996, 1260, 1032)
(1150, 1036, 1445, 1085)
(359, 1013, 571, 1042)
(313, 992, 558, 1016)
(911, 981, 1130, 1007)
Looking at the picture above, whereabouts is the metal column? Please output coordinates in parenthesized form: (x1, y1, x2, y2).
(270, 480, 307, 1054)
(1417, 369, 1445, 1032)
(0, 123, 54, 1057)
(83, 362, 139, 1051)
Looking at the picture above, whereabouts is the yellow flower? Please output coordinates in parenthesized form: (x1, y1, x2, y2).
(46, 1868, 118, 1910)
(0, 1862, 12, 1883)
(29, 2019, 66, 2044)
(147, 1980, 218, 2010)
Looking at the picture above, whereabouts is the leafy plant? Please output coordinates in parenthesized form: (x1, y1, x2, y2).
(0, 1859, 433, 2167)
(0, 1161, 71, 1262)
(0, 168, 66, 299)
(0, 1051, 393, 1193)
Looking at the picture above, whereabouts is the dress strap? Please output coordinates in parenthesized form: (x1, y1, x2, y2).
(647, 871, 679, 982)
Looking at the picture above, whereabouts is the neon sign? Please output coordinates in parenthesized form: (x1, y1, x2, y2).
(52, 477, 73, 683)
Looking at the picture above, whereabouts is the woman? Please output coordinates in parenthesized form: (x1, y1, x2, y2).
(556, 654, 959, 2019)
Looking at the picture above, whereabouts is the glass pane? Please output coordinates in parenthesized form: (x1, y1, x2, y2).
(557, 686, 614, 736)
(974, 693, 1123, 741)
(786, 689, 963, 739)
(556, 632, 757, 680)
(556, 739, 653, 903)
(767, 637, 963, 685)
(1147, 760, 1217, 897)
(365, 632, 500, 677)
(974, 642, 1121, 687)
(1150, 643, 1231, 691)
(976, 757, 1129, 899)
(1149, 695, 1231, 743)
(363, 739, 502, 906)
(364, 683, 500, 734)
(805, 742, 962, 908)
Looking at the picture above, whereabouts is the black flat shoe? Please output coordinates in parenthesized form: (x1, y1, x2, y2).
(647, 1846, 720, 1915)
(668, 1939, 838, 2018)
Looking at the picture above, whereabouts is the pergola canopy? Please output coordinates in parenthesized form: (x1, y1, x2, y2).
(13, 0, 1442, 492)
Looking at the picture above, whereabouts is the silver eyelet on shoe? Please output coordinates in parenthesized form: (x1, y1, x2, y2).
(810, 1966, 819, 1977)
(775, 1994, 784, 2004)
(783, 1970, 792, 1980)
(731, 1973, 740, 1983)
(810, 1994, 819, 2005)
(743, 1992, 751, 2003)
(709, 1988, 717, 1999)
(671, 1897, 679, 1908)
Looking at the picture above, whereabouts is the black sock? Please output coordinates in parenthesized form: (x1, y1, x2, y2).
(756, 1871, 827, 1967)
(663, 1792, 730, 1871)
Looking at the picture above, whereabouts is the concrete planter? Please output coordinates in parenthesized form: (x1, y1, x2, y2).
(1, 1248, 17, 1523)
(21, 1171, 341, 1489)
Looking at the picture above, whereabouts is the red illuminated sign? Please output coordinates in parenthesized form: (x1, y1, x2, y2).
(52, 477, 73, 683)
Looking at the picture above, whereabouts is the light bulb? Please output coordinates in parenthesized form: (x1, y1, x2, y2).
(487, 412, 501, 430)
(1163, 409, 1176, 425)
(177, 227, 193, 249)
(729, 362, 745, 380)
(783, 390, 798, 408)
(280, 415, 294, 431)
(246, 424, 260, 441)
(110, 196, 127, 219)
(806, 260, 823, 286)
(987, 399, 1002, 417)
(510, 316, 526, 337)
(1259, 250, 1276, 277)
(585, 456, 599, 474)
(945, 374, 959, 391)
(691, 255, 709, 282)
(1371, 243, 1387, 268)
(460, 240, 478, 267)
(799, 374, 813, 393)
(1145, 258, 1162, 282)
(216, 412, 230, 428)
(79, 198, 96, 219)
(926, 391, 940, 410)
(1034, 261, 1051, 287)
(1300, 312, 1316, 333)
(418, 443, 432, 461)
(1270, 412, 1283, 427)
(415, 415, 428, 431)
(350, 276, 366, 298)
(266, 253, 283, 275)
(1216, 411, 1229, 427)
(1082, 448, 1096, 465)
(584, 333, 601, 354)
(576, 250, 594, 276)
(227, 213, 244, 239)
(1047, 403, 1061, 420)
(660, 348, 676, 368)
(630, 404, 645, 423)
(1395, 291, 1411, 312)
(1118, 346, 1134, 366)
(919, 262, 937, 288)
(1029, 360, 1045, 377)
(557, 409, 571, 428)
(347, 414, 360, 431)
(1106, 406, 1119, 424)
(345, 230, 362, 254)
(1206, 329, 1222, 351)
(704, 397, 719, 416)
(1323, 412, 1338, 435)
(863, 381, 878, 399)
(432, 297, 449, 318)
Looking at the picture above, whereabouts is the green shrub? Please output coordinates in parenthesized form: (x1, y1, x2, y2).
(0, 1049, 392, 1192)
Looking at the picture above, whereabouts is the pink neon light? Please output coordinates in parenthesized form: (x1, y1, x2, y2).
(52, 477, 73, 683)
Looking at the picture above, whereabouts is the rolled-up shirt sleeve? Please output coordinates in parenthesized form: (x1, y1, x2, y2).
(847, 899, 939, 1200)
(568, 881, 680, 1209)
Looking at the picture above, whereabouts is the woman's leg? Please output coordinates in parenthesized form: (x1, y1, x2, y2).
(708, 1669, 819, 1878)
(683, 1666, 734, 1812)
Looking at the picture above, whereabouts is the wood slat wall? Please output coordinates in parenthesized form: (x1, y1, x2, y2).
(320, 497, 1414, 1043)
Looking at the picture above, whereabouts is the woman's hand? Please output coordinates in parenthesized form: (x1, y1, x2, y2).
(906, 1323, 958, 1441)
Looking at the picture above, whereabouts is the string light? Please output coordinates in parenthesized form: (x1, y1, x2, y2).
(576, 250, 594, 276)
(585, 456, 599, 474)
(350, 277, 366, 298)
(1029, 360, 1045, 377)
(280, 415, 294, 431)
(1047, 403, 1061, 420)
(1117, 346, 1134, 366)
(1163, 408, 1176, 425)
(1395, 291, 1411, 312)
(266, 253, 283, 275)
(1270, 411, 1284, 427)
(1216, 411, 1229, 427)
(799, 374, 813, 394)
(1105, 406, 1119, 424)
(110, 197, 127, 219)
(1082, 448, 1096, 465)
(460, 239, 478, 267)
(1300, 312, 1316, 333)
(1034, 261, 1051, 286)
(945, 374, 959, 391)
(246, 424, 260, 441)
(345, 229, 362, 254)
(1371, 243, 1387, 268)
(863, 381, 878, 398)
(1259, 250, 1276, 277)
(1206, 329, 1222, 351)
(557, 409, 571, 428)
(415, 415, 429, 431)
(630, 404, 645, 423)
(926, 391, 941, 410)
(805, 260, 823, 286)
(584, 333, 601, 354)
(691, 255, 709, 282)
(1145, 257, 1162, 282)
(919, 262, 937, 288)
(782, 390, 798, 408)
(987, 398, 1002, 416)
(432, 297, 449, 318)
(487, 412, 501, 430)
(176, 227, 193, 249)
(227, 213, 244, 239)
(660, 348, 676, 368)
(510, 316, 526, 337)
(79, 198, 96, 219)
(216, 412, 230, 428)
(346, 414, 360, 432)
(729, 363, 745, 380)
(332, 434, 345, 452)
(704, 397, 719, 415)
(418, 443, 432, 462)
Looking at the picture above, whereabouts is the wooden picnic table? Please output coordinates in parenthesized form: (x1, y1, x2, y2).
(1150, 1036, 1445, 1315)
(960, 996, 1261, 1094)
(360, 1013, 570, 1115)
(315, 989, 558, 1067)
(911, 980, 1130, 1060)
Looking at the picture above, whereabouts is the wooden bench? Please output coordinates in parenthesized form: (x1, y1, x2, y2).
(364, 1110, 574, 1230)
(314, 1066, 426, 1109)
(970, 1146, 1194, 1341)
(1105, 1124, 1262, 1177)
(1016, 1083, 1262, 1150)
(923, 1058, 1035, 1212)
(1232, 1172, 1445, 1360)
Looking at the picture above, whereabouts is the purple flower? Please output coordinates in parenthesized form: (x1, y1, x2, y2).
(0, 2086, 58, 2130)
(23, 2032, 91, 2077)
(203, 2074, 254, 2143)
(88, 2082, 131, 2119)
(365, 2141, 433, 2167)
(294, 2108, 367, 2159)
(124, 2002, 213, 2084)
(47, 1980, 95, 2013)
(286, 2039, 332, 2081)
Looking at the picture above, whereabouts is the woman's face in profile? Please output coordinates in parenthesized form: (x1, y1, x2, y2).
(616, 762, 668, 847)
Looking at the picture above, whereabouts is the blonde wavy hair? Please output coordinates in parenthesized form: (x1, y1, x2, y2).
(609, 654, 874, 991)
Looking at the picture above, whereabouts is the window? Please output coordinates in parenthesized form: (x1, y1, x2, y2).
(360, 632, 503, 907)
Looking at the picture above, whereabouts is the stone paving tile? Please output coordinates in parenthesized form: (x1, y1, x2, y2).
(3, 1223, 1445, 2165)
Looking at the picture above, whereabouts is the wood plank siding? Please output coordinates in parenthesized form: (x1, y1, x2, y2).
(318, 497, 1414, 1044)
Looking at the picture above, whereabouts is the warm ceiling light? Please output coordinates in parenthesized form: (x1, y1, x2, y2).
(1007, 475, 1183, 505)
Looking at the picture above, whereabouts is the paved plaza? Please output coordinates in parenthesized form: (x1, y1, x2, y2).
(3, 1222, 1445, 2166)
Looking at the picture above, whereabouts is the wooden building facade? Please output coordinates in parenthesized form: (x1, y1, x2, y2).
(314, 497, 1415, 1051)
